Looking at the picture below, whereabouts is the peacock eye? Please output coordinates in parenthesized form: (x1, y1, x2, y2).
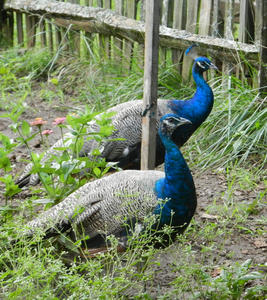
(196, 61, 207, 69)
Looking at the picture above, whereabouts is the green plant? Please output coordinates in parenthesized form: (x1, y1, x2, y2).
(196, 259, 265, 299)
(0, 112, 23, 206)
(15, 110, 117, 203)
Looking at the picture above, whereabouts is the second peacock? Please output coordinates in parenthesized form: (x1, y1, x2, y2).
(23, 114, 197, 250)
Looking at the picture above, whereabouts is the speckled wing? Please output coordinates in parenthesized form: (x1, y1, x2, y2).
(24, 170, 164, 238)
(84, 99, 173, 163)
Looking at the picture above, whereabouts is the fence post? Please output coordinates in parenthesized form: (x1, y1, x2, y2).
(141, 0, 160, 170)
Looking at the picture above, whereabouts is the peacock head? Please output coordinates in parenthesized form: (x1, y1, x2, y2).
(159, 114, 192, 137)
(194, 56, 218, 73)
(185, 45, 218, 73)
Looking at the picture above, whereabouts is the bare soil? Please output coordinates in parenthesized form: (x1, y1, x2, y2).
(1, 91, 266, 297)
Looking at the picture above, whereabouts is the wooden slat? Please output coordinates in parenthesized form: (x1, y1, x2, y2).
(239, 0, 254, 43)
(69, 0, 80, 55)
(55, 23, 62, 47)
(137, 0, 145, 69)
(1, 4, 9, 47)
(97, 0, 107, 58)
(210, 0, 222, 80)
(3, 11, 14, 47)
(160, 0, 169, 65)
(114, 0, 124, 62)
(48, 21, 54, 52)
(173, 0, 186, 30)
(222, 0, 234, 90)
(103, 0, 111, 58)
(55, 0, 63, 49)
(124, 0, 135, 69)
(26, 15, 37, 48)
(172, 0, 186, 69)
(0, 0, 6, 37)
(40, 18, 47, 47)
(84, 0, 94, 58)
(140, 0, 146, 22)
(238, 0, 254, 85)
(182, 0, 199, 80)
(185, 0, 199, 33)
(211, 0, 220, 37)
(161, 0, 169, 26)
(16, 12, 24, 45)
(199, 0, 212, 36)
(6, 11, 14, 47)
(141, 0, 160, 170)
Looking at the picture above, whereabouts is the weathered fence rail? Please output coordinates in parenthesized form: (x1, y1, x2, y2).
(1, 0, 266, 94)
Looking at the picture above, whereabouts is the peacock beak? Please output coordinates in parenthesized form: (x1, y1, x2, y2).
(209, 62, 218, 71)
(178, 117, 192, 126)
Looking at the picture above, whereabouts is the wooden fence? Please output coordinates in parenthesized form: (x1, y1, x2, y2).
(1, 0, 266, 95)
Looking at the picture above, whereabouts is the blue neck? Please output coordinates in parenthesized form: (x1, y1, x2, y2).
(154, 131, 196, 227)
(169, 63, 214, 125)
(192, 65, 213, 105)
(160, 134, 191, 188)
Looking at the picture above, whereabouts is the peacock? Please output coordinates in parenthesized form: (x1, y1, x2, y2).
(23, 115, 197, 251)
(16, 46, 217, 188)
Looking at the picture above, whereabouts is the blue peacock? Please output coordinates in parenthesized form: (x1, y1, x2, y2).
(17, 45, 217, 187)
(24, 114, 197, 251)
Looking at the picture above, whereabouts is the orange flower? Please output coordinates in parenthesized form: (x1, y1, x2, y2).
(53, 117, 66, 126)
(30, 118, 47, 127)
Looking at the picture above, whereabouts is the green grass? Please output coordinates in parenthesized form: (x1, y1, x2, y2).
(0, 48, 266, 299)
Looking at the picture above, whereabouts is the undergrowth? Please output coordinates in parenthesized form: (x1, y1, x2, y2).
(0, 48, 266, 299)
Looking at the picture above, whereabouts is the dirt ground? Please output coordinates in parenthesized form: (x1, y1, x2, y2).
(0, 93, 266, 297)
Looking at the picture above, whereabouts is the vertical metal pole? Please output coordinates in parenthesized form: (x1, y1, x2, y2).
(141, 0, 160, 170)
